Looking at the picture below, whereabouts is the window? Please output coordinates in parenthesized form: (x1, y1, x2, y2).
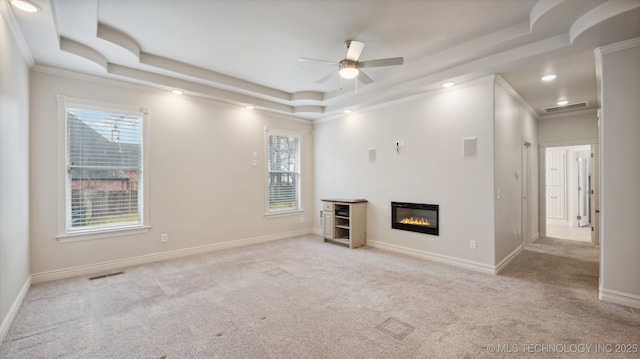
(266, 128, 301, 214)
(58, 96, 149, 240)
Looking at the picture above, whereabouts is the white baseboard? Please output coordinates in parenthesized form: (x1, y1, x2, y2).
(495, 245, 522, 274)
(367, 240, 496, 275)
(599, 288, 640, 309)
(0, 275, 31, 346)
(32, 228, 313, 283)
(312, 227, 322, 236)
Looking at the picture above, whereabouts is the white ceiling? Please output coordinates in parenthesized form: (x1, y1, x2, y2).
(4, 0, 640, 120)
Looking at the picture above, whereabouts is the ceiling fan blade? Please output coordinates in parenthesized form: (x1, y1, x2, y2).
(357, 70, 373, 84)
(298, 58, 338, 66)
(315, 70, 337, 84)
(359, 57, 404, 68)
(346, 40, 365, 61)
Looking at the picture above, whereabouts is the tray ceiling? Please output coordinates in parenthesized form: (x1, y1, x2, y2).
(4, 0, 640, 120)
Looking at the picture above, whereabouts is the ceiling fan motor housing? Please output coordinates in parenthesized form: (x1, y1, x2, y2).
(339, 59, 358, 70)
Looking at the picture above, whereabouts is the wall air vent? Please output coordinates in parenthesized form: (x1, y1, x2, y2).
(543, 101, 589, 113)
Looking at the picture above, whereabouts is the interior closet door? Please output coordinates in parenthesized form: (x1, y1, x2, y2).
(546, 150, 566, 220)
(576, 151, 590, 226)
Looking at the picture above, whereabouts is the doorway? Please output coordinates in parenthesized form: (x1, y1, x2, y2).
(544, 145, 593, 242)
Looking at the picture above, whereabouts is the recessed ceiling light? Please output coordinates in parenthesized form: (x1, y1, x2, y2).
(343, 109, 353, 114)
(245, 105, 255, 110)
(541, 74, 557, 82)
(171, 89, 183, 95)
(10, 0, 40, 13)
(557, 100, 569, 106)
(442, 81, 455, 88)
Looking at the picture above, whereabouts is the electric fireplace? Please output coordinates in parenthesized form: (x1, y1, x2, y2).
(391, 202, 439, 235)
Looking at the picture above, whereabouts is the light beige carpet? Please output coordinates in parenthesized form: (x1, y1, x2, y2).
(1, 235, 638, 358)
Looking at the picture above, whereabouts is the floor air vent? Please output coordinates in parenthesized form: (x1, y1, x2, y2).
(544, 101, 588, 113)
(89, 271, 125, 280)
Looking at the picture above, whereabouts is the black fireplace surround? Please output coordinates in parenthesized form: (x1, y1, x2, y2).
(391, 202, 439, 235)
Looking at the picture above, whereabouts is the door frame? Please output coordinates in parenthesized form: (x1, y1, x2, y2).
(591, 143, 600, 245)
(539, 140, 599, 240)
(522, 139, 532, 243)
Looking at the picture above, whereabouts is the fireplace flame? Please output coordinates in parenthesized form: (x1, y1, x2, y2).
(399, 217, 431, 226)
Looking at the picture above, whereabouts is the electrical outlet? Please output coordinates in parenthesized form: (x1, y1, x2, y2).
(299, 216, 304, 223)
(161, 233, 168, 243)
(470, 240, 477, 250)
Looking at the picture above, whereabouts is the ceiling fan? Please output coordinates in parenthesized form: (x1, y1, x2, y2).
(299, 40, 404, 85)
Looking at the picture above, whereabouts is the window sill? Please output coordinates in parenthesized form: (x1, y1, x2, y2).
(264, 209, 304, 219)
(56, 225, 151, 243)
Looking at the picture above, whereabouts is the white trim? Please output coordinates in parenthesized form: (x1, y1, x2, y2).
(531, 231, 540, 241)
(57, 96, 151, 239)
(314, 75, 497, 124)
(264, 209, 304, 219)
(539, 139, 599, 148)
(264, 127, 303, 215)
(0, 0, 35, 66)
(0, 275, 31, 346)
(599, 288, 640, 309)
(495, 245, 523, 274)
(56, 226, 151, 243)
(495, 74, 539, 119)
(367, 240, 496, 275)
(596, 37, 640, 55)
(32, 228, 313, 283)
(32, 65, 320, 121)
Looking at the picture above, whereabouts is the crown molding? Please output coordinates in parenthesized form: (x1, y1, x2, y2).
(0, 0, 35, 66)
(495, 74, 539, 119)
(595, 36, 640, 56)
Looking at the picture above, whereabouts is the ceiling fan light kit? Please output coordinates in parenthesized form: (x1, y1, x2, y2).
(339, 60, 359, 79)
(299, 39, 404, 89)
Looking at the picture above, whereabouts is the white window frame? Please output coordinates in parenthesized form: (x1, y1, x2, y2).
(56, 95, 150, 242)
(264, 127, 303, 218)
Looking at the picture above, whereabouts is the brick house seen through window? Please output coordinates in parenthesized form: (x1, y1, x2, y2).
(67, 109, 143, 231)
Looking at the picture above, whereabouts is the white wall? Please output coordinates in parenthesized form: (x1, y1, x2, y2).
(538, 111, 598, 145)
(29, 69, 314, 275)
(597, 38, 640, 308)
(493, 78, 539, 262)
(0, 10, 30, 342)
(314, 77, 497, 269)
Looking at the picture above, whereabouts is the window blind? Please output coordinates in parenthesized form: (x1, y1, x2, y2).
(267, 133, 300, 212)
(66, 108, 143, 231)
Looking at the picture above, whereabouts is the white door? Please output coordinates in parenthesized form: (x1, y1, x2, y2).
(546, 150, 566, 220)
(546, 186, 566, 219)
(576, 151, 590, 226)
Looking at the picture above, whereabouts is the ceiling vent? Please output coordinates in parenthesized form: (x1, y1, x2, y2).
(543, 101, 589, 113)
